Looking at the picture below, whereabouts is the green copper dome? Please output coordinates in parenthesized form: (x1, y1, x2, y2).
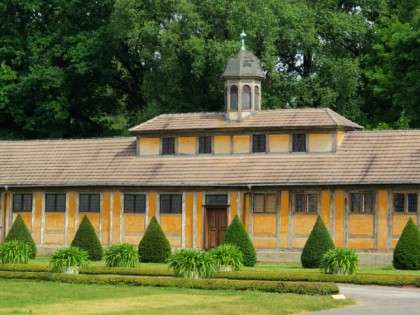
(221, 50, 265, 79)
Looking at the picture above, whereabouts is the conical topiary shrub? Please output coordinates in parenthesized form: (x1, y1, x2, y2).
(301, 215, 335, 268)
(138, 216, 171, 263)
(5, 214, 37, 259)
(71, 215, 103, 261)
(222, 215, 256, 267)
(393, 218, 420, 270)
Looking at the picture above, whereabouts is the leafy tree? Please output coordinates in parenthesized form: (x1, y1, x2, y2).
(222, 215, 256, 267)
(301, 216, 335, 268)
(71, 215, 103, 261)
(393, 218, 420, 270)
(5, 214, 37, 259)
(138, 216, 171, 263)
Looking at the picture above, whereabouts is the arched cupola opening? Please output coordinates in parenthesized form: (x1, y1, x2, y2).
(242, 85, 251, 110)
(230, 85, 238, 111)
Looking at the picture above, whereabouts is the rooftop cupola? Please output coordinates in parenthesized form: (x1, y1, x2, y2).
(221, 31, 265, 122)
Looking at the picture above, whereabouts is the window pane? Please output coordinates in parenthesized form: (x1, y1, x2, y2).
(266, 194, 277, 213)
(407, 194, 417, 213)
(160, 195, 171, 213)
(242, 85, 251, 110)
(350, 193, 361, 213)
(162, 138, 175, 155)
(199, 136, 211, 154)
(135, 195, 146, 213)
(307, 194, 317, 213)
(295, 194, 305, 213)
(394, 193, 405, 212)
(90, 194, 100, 212)
(292, 134, 306, 152)
(46, 194, 56, 212)
(253, 194, 265, 213)
(171, 194, 182, 213)
(252, 134, 266, 153)
(13, 195, 22, 212)
(79, 194, 89, 212)
(206, 194, 227, 205)
(124, 194, 134, 213)
(364, 193, 373, 213)
(230, 86, 238, 110)
(23, 195, 32, 212)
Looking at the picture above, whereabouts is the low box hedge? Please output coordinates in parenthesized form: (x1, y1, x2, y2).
(0, 271, 338, 295)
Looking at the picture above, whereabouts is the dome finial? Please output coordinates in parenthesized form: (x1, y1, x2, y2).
(240, 30, 246, 51)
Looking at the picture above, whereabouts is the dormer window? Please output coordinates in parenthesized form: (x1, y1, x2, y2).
(199, 136, 212, 154)
(252, 134, 266, 153)
(254, 86, 260, 110)
(230, 85, 238, 110)
(292, 134, 306, 152)
(242, 85, 251, 110)
(162, 137, 175, 155)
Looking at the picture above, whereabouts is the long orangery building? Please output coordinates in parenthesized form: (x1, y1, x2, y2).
(0, 47, 419, 264)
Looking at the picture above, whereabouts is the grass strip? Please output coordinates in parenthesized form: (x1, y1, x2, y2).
(0, 271, 338, 295)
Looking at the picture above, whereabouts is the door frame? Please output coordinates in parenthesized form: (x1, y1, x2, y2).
(204, 206, 228, 250)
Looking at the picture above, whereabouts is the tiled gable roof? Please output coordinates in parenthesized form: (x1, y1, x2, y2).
(0, 130, 419, 187)
(129, 108, 363, 133)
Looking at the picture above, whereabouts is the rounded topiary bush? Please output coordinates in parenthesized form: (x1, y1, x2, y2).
(71, 215, 103, 261)
(301, 216, 335, 268)
(222, 215, 256, 267)
(5, 214, 37, 259)
(393, 218, 420, 270)
(138, 216, 171, 263)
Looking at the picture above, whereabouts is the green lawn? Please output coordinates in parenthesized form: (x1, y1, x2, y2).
(0, 279, 354, 315)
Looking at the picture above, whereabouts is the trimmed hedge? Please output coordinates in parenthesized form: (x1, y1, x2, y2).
(222, 215, 256, 267)
(0, 271, 338, 295)
(71, 215, 103, 261)
(1, 264, 419, 287)
(138, 216, 171, 263)
(301, 216, 335, 268)
(393, 218, 420, 270)
(5, 214, 37, 259)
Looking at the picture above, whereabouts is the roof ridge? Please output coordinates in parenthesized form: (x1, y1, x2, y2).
(0, 137, 135, 143)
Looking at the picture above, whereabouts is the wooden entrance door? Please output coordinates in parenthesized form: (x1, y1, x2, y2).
(205, 207, 227, 249)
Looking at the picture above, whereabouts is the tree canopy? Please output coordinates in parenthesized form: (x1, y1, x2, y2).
(1, 0, 419, 139)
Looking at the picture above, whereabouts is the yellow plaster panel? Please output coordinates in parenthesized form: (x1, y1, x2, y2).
(334, 190, 345, 247)
(178, 137, 196, 155)
(43, 233, 65, 245)
(252, 237, 277, 249)
(112, 192, 121, 243)
(337, 131, 344, 146)
(148, 191, 157, 223)
(392, 215, 417, 237)
(167, 236, 182, 248)
(67, 192, 76, 242)
(391, 239, 398, 249)
(214, 135, 231, 154)
(308, 134, 333, 152)
(293, 213, 317, 236)
(196, 192, 203, 248)
(253, 214, 276, 236)
(269, 134, 289, 153)
(244, 193, 250, 232)
(45, 213, 65, 233)
(377, 190, 388, 250)
(160, 214, 182, 235)
(185, 192, 193, 248)
(347, 238, 374, 250)
(230, 191, 237, 225)
(349, 214, 374, 237)
(79, 214, 100, 233)
(279, 190, 289, 248)
(139, 137, 160, 156)
(123, 214, 145, 235)
(13, 213, 32, 232)
(321, 190, 330, 230)
(102, 191, 110, 245)
(123, 235, 142, 246)
(233, 135, 249, 153)
(34, 192, 42, 243)
(292, 237, 307, 249)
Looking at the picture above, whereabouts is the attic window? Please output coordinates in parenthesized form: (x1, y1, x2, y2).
(242, 85, 251, 110)
(252, 134, 266, 153)
(199, 136, 212, 154)
(292, 134, 306, 152)
(162, 137, 175, 155)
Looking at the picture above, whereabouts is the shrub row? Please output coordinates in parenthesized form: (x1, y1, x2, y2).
(0, 271, 338, 295)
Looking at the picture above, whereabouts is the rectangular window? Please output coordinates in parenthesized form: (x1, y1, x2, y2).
(124, 194, 146, 213)
(160, 194, 182, 214)
(394, 193, 418, 213)
(79, 194, 100, 213)
(292, 134, 306, 152)
(253, 193, 277, 213)
(199, 136, 212, 154)
(162, 137, 175, 155)
(13, 194, 32, 212)
(294, 193, 317, 213)
(252, 134, 266, 153)
(45, 194, 66, 212)
(205, 194, 228, 205)
(350, 193, 374, 213)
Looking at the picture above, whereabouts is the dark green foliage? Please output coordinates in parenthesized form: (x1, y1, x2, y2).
(5, 214, 37, 259)
(138, 216, 171, 263)
(71, 215, 103, 261)
(301, 216, 335, 268)
(222, 215, 256, 267)
(393, 218, 420, 270)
